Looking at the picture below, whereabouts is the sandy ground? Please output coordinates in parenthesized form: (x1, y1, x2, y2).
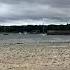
(0, 43, 70, 70)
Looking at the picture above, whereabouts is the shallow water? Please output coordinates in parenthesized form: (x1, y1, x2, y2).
(0, 33, 70, 44)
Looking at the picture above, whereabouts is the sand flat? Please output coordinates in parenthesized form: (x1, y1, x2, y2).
(0, 43, 70, 70)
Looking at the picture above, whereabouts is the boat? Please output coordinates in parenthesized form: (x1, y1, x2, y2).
(24, 32, 27, 35)
(19, 32, 22, 35)
(42, 18, 47, 36)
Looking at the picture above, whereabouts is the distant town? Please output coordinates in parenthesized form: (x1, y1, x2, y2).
(0, 24, 70, 35)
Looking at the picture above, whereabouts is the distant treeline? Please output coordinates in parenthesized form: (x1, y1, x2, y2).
(47, 24, 70, 30)
(0, 25, 47, 33)
(0, 24, 70, 34)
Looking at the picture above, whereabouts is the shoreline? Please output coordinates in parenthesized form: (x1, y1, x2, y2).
(0, 41, 70, 47)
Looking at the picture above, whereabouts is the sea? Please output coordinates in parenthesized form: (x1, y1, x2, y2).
(0, 33, 70, 44)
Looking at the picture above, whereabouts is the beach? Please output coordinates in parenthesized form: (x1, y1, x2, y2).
(0, 34, 69, 70)
(0, 42, 70, 70)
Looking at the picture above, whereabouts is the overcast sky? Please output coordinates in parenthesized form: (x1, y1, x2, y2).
(0, 0, 70, 25)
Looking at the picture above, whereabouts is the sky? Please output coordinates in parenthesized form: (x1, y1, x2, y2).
(0, 0, 70, 26)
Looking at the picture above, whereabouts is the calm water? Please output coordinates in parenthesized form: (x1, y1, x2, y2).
(0, 33, 70, 44)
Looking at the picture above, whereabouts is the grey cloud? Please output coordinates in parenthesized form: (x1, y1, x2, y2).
(0, 0, 70, 24)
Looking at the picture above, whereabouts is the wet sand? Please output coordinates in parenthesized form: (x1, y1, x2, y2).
(0, 42, 70, 70)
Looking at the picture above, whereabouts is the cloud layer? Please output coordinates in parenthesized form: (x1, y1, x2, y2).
(0, 0, 70, 25)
